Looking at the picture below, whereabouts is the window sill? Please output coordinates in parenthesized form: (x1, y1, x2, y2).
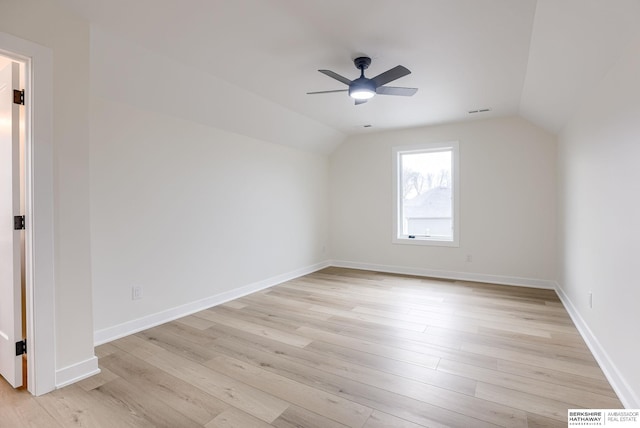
(393, 236, 459, 247)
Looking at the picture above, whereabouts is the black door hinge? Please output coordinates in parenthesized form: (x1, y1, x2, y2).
(13, 89, 25, 105)
(16, 339, 26, 356)
(14, 215, 25, 230)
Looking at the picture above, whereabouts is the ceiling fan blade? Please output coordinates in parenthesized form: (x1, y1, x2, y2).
(371, 65, 411, 87)
(307, 89, 349, 95)
(318, 69, 352, 86)
(376, 86, 418, 96)
(355, 98, 368, 105)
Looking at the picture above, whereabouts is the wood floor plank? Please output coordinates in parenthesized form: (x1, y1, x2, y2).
(205, 406, 273, 428)
(240, 300, 463, 350)
(204, 352, 373, 428)
(93, 377, 203, 428)
(137, 323, 219, 364)
(277, 280, 447, 313)
(238, 292, 334, 321)
(98, 350, 230, 424)
(445, 300, 574, 324)
(219, 300, 248, 310)
(437, 358, 622, 409)
(0, 380, 65, 428)
(94, 342, 120, 359)
(271, 404, 351, 428)
(450, 327, 597, 361)
(194, 308, 312, 348)
(353, 305, 446, 324)
(297, 326, 441, 369)
(211, 305, 307, 335)
(363, 410, 429, 428)
(266, 287, 358, 311)
(36, 384, 153, 428)
(306, 304, 428, 332)
(496, 358, 619, 398)
(175, 314, 218, 330)
(298, 321, 502, 371)
(461, 341, 606, 379)
(525, 412, 568, 428)
(75, 365, 119, 392)
(475, 382, 575, 422)
(111, 334, 289, 423)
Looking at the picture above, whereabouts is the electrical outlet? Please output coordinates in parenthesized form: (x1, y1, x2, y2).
(466, 254, 473, 262)
(132, 285, 143, 300)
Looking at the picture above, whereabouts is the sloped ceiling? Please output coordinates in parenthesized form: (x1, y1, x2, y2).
(59, 0, 640, 152)
(520, 0, 640, 133)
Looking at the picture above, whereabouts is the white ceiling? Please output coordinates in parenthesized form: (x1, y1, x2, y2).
(59, 0, 640, 151)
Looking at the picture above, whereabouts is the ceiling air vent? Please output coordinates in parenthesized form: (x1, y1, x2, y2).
(468, 108, 491, 114)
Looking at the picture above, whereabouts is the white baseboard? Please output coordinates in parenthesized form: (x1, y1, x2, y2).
(330, 259, 556, 289)
(555, 283, 639, 409)
(94, 260, 331, 346)
(56, 356, 100, 389)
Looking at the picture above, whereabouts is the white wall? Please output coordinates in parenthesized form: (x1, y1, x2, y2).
(0, 0, 95, 374)
(330, 116, 557, 287)
(557, 34, 640, 408)
(90, 29, 329, 336)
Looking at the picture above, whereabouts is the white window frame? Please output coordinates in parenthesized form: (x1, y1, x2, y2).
(392, 141, 459, 247)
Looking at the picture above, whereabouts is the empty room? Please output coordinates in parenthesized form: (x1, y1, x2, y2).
(1, 0, 639, 427)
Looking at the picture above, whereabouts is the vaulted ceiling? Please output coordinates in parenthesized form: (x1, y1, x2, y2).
(59, 0, 640, 152)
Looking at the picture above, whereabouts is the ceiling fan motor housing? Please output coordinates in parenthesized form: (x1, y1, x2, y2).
(353, 56, 372, 70)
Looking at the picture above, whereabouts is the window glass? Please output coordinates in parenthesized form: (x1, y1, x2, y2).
(393, 142, 459, 246)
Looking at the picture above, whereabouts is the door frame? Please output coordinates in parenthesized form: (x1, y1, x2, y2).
(0, 32, 55, 396)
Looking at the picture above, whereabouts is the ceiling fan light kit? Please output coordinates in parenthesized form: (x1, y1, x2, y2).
(349, 79, 376, 100)
(308, 56, 418, 105)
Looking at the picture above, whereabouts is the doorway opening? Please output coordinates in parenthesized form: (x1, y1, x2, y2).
(1, 32, 56, 396)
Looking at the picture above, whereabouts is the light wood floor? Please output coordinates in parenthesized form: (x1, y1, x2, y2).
(0, 268, 622, 427)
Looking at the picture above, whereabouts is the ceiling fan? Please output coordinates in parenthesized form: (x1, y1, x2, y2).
(307, 56, 418, 105)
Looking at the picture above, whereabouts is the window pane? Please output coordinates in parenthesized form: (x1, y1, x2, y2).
(400, 150, 453, 239)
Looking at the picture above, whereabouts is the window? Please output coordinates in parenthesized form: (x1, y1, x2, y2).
(393, 141, 459, 246)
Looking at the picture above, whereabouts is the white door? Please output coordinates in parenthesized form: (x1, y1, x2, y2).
(0, 61, 23, 388)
